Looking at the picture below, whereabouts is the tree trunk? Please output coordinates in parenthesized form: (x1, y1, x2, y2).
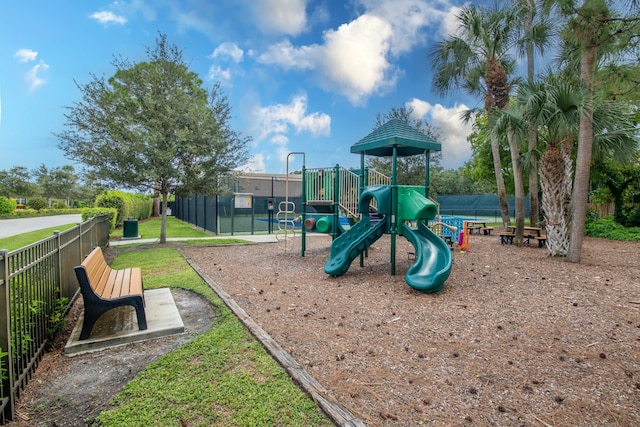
(568, 44, 597, 263)
(160, 190, 168, 244)
(524, 0, 539, 227)
(490, 132, 511, 227)
(540, 144, 571, 256)
(528, 130, 540, 226)
(152, 180, 161, 217)
(507, 131, 525, 245)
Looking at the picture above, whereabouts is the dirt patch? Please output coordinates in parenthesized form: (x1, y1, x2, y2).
(182, 233, 640, 427)
(8, 233, 640, 427)
(9, 287, 215, 427)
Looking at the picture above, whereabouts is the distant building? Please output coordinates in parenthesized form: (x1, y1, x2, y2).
(234, 173, 302, 198)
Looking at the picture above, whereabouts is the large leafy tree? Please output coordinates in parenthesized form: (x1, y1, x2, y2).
(431, 3, 519, 231)
(465, 112, 514, 194)
(34, 164, 79, 204)
(592, 157, 640, 223)
(57, 34, 250, 242)
(0, 166, 37, 198)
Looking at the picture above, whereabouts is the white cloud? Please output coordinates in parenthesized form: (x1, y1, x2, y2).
(256, 0, 459, 105)
(440, 5, 464, 38)
(258, 14, 396, 105)
(319, 15, 396, 105)
(407, 98, 473, 169)
(211, 43, 244, 63)
(26, 61, 49, 92)
(241, 154, 267, 173)
(14, 49, 38, 63)
(358, 0, 450, 55)
(208, 66, 232, 84)
(252, 94, 331, 141)
(258, 40, 315, 70)
(252, 0, 307, 36)
(249, 94, 330, 168)
(90, 11, 127, 25)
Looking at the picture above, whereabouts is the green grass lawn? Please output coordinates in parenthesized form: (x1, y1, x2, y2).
(0, 224, 78, 251)
(111, 216, 214, 240)
(97, 247, 333, 427)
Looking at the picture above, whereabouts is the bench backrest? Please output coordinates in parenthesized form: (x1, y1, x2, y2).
(75, 247, 115, 303)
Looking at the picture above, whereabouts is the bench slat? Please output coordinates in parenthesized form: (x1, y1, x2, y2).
(129, 268, 143, 296)
(110, 269, 126, 299)
(94, 267, 115, 298)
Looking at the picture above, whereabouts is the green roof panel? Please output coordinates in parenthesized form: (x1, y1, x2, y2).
(350, 118, 442, 157)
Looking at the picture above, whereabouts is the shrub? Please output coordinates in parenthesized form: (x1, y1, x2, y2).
(0, 197, 17, 214)
(585, 216, 640, 241)
(28, 197, 47, 211)
(619, 205, 640, 227)
(94, 191, 152, 226)
(81, 208, 118, 231)
(95, 192, 127, 226)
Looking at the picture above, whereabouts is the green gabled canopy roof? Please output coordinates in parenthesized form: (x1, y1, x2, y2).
(350, 118, 442, 157)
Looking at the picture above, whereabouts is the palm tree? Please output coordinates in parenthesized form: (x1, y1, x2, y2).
(546, 0, 640, 262)
(512, 0, 555, 226)
(514, 79, 582, 255)
(430, 4, 518, 230)
(507, 76, 638, 255)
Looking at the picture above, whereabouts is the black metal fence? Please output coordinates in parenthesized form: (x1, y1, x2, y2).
(174, 195, 303, 235)
(175, 193, 534, 235)
(0, 215, 110, 422)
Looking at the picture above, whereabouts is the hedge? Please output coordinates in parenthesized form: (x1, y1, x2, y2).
(94, 191, 153, 227)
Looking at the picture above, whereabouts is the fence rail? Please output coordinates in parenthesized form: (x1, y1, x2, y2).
(0, 214, 110, 423)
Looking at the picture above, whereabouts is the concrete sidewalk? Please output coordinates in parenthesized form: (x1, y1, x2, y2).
(0, 214, 83, 239)
(109, 234, 280, 246)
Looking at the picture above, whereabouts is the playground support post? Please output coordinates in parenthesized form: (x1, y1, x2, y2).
(286, 152, 306, 256)
(424, 149, 430, 197)
(332, 164, 340, 239)
(301, 164, 307, 256)
(390, 147, 397, 276)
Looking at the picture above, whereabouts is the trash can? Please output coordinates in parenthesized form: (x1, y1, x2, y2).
(123, 219, 139, 238)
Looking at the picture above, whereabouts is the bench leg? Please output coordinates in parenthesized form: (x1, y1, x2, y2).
(131, 296, 148, 331)
(80, 298, 147, 340)
(79, 309, 102, 340)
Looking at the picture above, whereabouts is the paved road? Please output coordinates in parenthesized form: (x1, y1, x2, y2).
(0, 214, 83, 239)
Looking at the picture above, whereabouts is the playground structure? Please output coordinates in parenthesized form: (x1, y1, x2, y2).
(281, 119, 454, 293)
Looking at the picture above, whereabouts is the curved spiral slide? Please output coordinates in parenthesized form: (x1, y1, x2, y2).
(400, 221, 452, 293)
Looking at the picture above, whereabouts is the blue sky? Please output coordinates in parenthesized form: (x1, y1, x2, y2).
(0, 0, 484, 175)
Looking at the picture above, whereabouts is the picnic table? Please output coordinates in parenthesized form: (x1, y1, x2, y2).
(465, 221, 493, 235)
(501, 226, 547, 247)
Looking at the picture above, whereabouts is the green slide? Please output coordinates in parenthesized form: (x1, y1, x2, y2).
(400, 221, 452, 293)
(324, 185, 390, 277)
(323, 217, 387, 276)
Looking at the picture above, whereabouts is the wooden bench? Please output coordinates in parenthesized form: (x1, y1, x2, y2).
(468, 226, 482, 234)
(74, 247, 147, 340)
(481, 226, 494, 235)
(499, 232, 514, 245)
(534, 236, 547, 247)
